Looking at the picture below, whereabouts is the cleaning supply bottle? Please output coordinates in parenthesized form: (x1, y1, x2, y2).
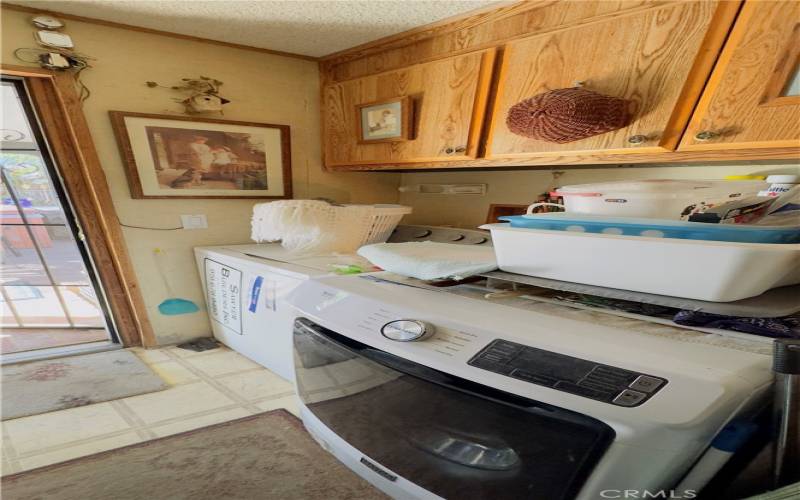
(759, 175, 800, 198)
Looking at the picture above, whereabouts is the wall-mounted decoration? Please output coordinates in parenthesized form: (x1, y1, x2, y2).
(506, 87, 634, 143)
(109, 111, 291, 199)
(146, 76, 230, 114)
(356, 96, 412, 143)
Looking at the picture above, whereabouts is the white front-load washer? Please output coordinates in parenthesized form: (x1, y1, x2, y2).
(287, 273, 773, 500)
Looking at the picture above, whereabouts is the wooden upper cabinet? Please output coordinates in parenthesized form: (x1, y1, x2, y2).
(485, 1, 733, 159)
(680, 1, 800, 151)
(323, 49, 495, 167)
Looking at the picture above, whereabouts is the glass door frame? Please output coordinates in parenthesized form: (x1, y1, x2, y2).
(2, 76, 119, 342)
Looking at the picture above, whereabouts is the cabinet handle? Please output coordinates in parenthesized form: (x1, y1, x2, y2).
(627, 135, 648, 145)
(694, 131, 719, 142)
(442, 146, 466, 155)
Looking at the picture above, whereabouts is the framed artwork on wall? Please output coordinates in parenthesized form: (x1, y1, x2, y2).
(109, 111, 291, 199)
(356, 96, 412, 143)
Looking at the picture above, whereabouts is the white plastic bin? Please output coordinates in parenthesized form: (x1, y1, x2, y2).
(481, 223, 800, 302)
(552, 179, 768, 219)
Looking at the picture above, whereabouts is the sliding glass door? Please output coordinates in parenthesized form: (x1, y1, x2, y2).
(1, 78, 116, 354)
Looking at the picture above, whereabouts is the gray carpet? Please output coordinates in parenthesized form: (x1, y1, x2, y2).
(1, 409, 386, 500)
(2, 349, 167, 420)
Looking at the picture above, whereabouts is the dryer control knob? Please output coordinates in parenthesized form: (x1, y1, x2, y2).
(381, 320, 435, 342)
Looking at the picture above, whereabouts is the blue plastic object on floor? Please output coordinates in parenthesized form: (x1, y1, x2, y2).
(499, 213, 800, 244)
(158, 298, 200, 315)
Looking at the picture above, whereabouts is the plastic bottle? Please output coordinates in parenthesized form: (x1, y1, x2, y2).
(758, 175, 800, 197)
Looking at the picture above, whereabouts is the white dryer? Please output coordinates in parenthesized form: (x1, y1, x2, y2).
(194, 243, 376, 380)
(194, 225, 493, 381)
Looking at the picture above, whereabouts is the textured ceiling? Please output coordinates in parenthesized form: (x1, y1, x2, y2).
(10, 0, 501, 57)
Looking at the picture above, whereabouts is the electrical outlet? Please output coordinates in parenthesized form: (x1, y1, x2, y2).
(180, 214, 207, 230)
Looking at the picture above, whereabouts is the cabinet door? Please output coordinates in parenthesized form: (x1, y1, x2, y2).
(485, 1, 732, 159)
(323, 50, 495, 167)
(680, 1, 800, 150)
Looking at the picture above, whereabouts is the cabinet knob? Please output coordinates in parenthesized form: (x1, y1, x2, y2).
(443, 147, 455, 155)
(694, 131, 719, 142)
(627, 135, 648, 145)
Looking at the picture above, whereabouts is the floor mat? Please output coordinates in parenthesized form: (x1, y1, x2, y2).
(1, 409, 386, 500)
(1, 349, 167, 420)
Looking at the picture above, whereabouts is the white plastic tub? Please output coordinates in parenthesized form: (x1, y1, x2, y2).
(481, 223, 800, 302)
(552, 179, 768, 219)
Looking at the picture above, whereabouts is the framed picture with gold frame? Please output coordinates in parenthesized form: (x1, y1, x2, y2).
(356, 96, 412, 144)
(109, 111, 291, 199)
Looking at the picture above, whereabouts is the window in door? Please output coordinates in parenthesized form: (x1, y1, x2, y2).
(1, 78, 117, 355)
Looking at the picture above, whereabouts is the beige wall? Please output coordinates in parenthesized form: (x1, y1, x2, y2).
(1, 7, 400, 345)
(399, 163, 800, 228)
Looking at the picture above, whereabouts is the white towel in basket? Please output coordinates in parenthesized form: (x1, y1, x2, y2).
(357, 241, 497, 280)
(251, 200, 409, 254)
(251, 200, 373, 253)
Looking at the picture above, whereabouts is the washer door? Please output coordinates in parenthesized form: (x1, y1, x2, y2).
(293, 318, 614, 500)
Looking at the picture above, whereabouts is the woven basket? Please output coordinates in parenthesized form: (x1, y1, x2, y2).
(506, 88, 634, 143)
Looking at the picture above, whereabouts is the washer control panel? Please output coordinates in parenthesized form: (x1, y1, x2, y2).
(468, 339, 666, 407)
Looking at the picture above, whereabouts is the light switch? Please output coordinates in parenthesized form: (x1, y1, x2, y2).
(180, 214, 207, 230)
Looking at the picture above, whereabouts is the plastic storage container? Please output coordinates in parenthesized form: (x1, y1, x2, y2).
(499, 213, 800, 244)
(480, 223, 800, 302)
(552, 179, 768, 219)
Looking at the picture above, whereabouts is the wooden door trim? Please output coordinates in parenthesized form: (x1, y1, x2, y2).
(1, 64, 156, 347)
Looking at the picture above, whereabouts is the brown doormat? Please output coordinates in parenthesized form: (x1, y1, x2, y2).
(1, 409, 387, 500)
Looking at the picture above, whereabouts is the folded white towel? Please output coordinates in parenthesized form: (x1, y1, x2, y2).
(357, 241, 497, 281)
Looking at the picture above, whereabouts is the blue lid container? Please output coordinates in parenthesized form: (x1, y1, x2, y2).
(499, 213, 800, 244)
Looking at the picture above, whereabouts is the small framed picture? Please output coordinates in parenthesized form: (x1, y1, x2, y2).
(109, 111, 291, 199)
(356, 97, 412, 143)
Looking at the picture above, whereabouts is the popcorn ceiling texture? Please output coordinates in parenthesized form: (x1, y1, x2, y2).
(11, 0, 499, 57)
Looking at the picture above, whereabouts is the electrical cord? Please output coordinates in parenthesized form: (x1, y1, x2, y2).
(119, 223, 182, 231)
(14, 47, 93, 101)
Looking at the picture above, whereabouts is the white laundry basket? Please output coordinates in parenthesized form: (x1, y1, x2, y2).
(361, 204, 414, 245)
(251, 201, 411, 253)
